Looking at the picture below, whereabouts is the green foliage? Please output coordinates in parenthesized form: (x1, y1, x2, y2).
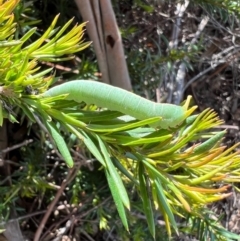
(183, 211, 240, 241)
(0, 141, 55, 216)
(193, 0, 240, 17)
(1, 0, 240, 240)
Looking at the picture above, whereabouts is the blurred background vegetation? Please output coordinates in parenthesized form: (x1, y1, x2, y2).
(1, 0, 240, 240)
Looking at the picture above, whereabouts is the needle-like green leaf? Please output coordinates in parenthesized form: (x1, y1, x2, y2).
(138, 161, 155, 238)
(87, 117, 161, 132)
(97, 135, 130, 209)
(193, 131, 226, 154)
(45, 121, 74, 168)
(80, 131, 106, 167)
(112, 157, 138, 185)
(105, 169, 129, 231)
(154, 179, 178, 234)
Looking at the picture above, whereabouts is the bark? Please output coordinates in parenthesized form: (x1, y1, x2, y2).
(74, 0, 132, 91)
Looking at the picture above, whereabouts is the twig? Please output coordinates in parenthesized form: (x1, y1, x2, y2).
(216, 125, 239, 130)
(183, 65, 215, 92)
(34, 114, 65, 163)
(0, 210, 46, 226)
(41, 61, 80, 74)
(167, 0, 189, 103)
(79, 228, 95, 241)
(52, 220, 72, 241)
(183, 50, 240, 92)
(77, 196, 111, 220)
(33, 167, 80, 241)
(175, 16, 209, 103)
(169, 0, 190, 50)
(40, 213, 72, 241)
(1, 139, 33, 154)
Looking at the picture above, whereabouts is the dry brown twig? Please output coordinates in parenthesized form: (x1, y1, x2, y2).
(33, 166, 81, 241)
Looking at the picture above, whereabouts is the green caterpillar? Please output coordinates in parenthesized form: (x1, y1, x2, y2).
(42, 80, 186, 129)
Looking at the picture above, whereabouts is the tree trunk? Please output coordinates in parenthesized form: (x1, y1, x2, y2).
(74, 0, 132, 91)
